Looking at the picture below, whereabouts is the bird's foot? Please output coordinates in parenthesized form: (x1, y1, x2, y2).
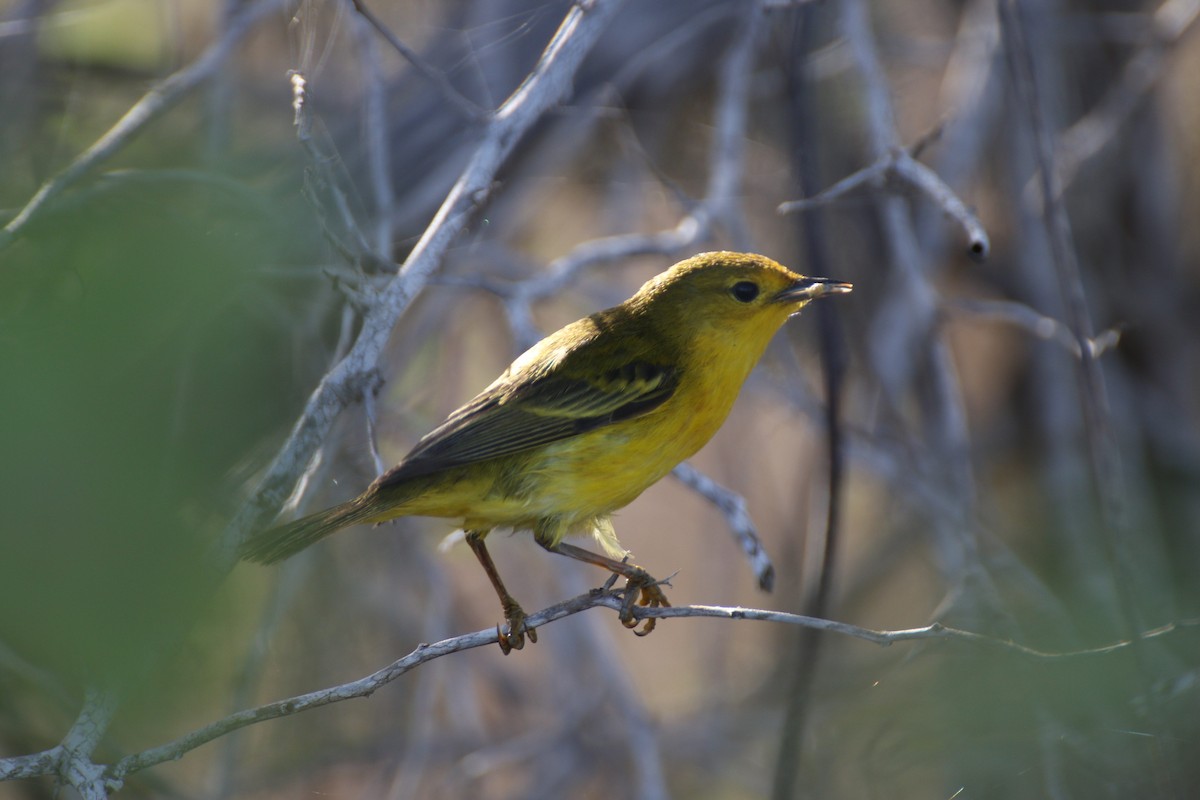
(497, 598, 538, 655)
(618, 568, 671, 638)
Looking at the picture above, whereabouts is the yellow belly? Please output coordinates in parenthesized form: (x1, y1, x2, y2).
(393, 352, 752, 547)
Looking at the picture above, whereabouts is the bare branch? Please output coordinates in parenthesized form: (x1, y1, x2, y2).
(57, 689, 117, 799)
(0, 748, 61, 782)
(776, 159, 882, 211)
(779, 145, 990, 259)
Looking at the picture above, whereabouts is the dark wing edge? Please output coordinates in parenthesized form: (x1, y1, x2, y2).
(373, 363, 678, 486)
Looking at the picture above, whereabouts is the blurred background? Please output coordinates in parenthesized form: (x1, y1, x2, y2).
(2, 0, 1199, 797)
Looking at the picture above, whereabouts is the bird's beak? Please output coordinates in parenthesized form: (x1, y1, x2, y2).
(773, 277, 853, 304)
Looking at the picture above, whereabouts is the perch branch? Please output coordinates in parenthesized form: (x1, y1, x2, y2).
(4, 592, 1193, 791)
(5, 595, 1192, 788)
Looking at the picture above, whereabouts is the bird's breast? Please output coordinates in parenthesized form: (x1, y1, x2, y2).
(524, 364, 746, 515)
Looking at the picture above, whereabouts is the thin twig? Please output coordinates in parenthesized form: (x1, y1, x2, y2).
(353, 1, 398, 258)
(349, 0, 487, 122)
(778, 145, 990, 259)
(5, 688, 119, 798)
(772, 6, 845, 794)
(947, 297, 1123, 359)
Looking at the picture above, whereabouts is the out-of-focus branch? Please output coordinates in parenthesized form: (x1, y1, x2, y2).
(226, 0, 630, 551)
(778, 144, 990, 259)
(1051, 0, 1200, 196)
(998, 0, 1137, 632)
(704, 0, 767, 248)
(837, 0, 986, 593)
(348, 0, 486, 122)
(672, 462, 774, 591)
(0, 0, 288, 250)
(353, 3, 398, 258)
(947, 298, 1123, 359)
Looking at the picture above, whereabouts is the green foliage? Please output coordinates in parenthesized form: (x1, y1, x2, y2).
(0, 169, 300, 692)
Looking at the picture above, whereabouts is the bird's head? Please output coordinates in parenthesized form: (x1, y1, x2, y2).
(632, 251, 852, 346)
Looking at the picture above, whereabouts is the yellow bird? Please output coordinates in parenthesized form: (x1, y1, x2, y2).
(239, 251, 851, 652)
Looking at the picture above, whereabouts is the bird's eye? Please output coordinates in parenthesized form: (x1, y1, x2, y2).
(730, 281, 759, 303)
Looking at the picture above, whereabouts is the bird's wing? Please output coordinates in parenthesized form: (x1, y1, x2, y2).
(374, 360, 678, 485)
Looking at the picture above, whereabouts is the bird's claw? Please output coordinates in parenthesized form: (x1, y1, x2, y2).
(496, 600, 537, 655)
(618, 568, 671, 637)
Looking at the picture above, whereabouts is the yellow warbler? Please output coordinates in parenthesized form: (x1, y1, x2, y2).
(239, 251, 851, 652)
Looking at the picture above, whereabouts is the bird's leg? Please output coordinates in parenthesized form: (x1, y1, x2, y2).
(540, 541, 670, 637)
(465, 530, 536, 654)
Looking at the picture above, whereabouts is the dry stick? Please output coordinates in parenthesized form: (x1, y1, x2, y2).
(0, 689, 114, 787)
(778, 146, 990, 259)
(0, 0, 287, 249)
(225, 0, 629, 549)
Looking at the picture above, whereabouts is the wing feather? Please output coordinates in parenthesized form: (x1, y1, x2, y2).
(374, 361, 677, 485)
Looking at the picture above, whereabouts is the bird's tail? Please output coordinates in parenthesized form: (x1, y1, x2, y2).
(238, 500, 378, 565)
